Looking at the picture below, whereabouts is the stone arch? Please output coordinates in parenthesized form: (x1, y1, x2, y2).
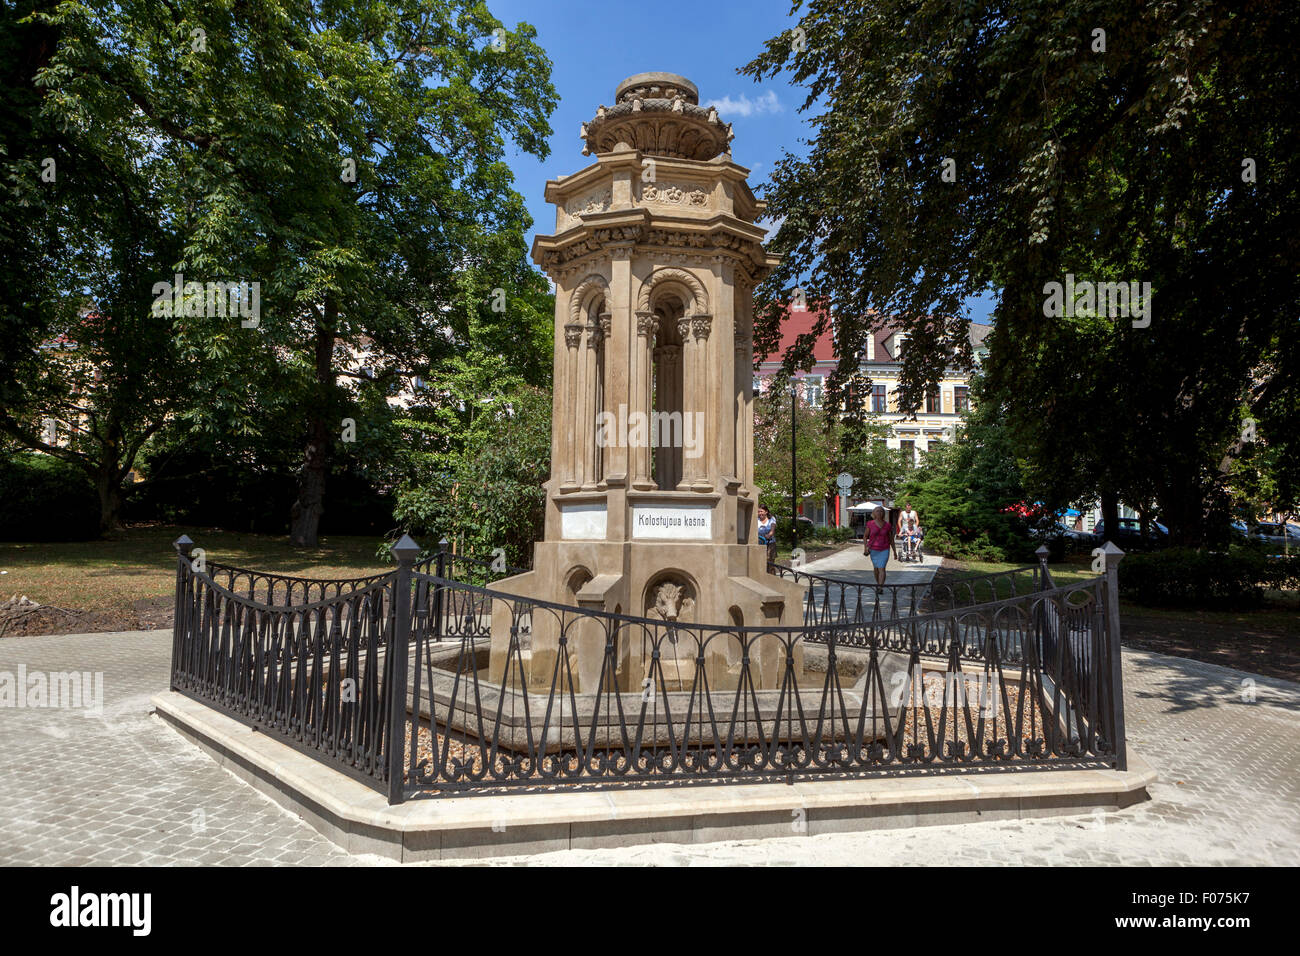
(568, 274, 609, 325)
(565, 566, 593, 598)
(637, 267, 709, 317)
(642, 570, 698, 622)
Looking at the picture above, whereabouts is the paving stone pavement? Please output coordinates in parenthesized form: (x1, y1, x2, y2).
(1, 628, 1296, 866)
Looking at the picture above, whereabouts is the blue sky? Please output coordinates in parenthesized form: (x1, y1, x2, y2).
(488, 0, 996, 324)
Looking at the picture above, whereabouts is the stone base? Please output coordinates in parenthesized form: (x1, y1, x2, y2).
(152, 691, 1157, 863)
(484, 539, 806, 694)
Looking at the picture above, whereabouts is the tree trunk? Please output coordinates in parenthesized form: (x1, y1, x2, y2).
(289, 303, 337, 548)
(1100, 490, 1119, 549)
(96, 466, 124, 537)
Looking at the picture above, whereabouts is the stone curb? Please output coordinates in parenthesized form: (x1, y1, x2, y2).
(152, 690, 1156, 862)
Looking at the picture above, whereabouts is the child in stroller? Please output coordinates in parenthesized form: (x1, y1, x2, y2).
(899, 518, 923, 561)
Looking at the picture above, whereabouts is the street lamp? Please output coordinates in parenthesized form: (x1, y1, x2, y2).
(790, 382, 798, 552)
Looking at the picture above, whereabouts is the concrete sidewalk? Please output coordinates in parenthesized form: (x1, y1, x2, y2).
(1, 627, 1297, 865)
(798, 543, 942, 585)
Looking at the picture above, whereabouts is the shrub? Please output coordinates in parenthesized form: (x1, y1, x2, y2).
(1119, 545, 1296, 608)
(0, 453, 101, 541)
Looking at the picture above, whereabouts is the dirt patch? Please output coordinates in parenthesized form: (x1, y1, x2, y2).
(0, 594, 172, 637)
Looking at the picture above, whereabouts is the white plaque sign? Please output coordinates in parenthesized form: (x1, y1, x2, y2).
(560, 502, 607, 540)
(631, 503, 712, 540)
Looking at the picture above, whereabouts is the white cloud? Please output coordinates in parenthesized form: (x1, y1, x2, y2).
(706, 90, 782, 118)
(757, 214, 785, 240)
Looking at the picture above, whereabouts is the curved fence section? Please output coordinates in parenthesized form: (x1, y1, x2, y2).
(171, 552, 399, 793)
(769, 561, 1045, 622)
(400, 572, 1123, 797)
(169, 536, 1128, 803)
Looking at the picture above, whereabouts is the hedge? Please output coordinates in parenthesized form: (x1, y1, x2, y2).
(1118, 546, 1299, 608)
(0, 453, 101, 541)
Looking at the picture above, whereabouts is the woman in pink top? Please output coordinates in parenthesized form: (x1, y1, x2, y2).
(864, 505, 896, 584)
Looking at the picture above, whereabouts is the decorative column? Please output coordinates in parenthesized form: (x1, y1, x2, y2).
(597, 311, 611, 487)
(561, 323, 584, 491)
(581, 319, 603, 490)
(633, 311, 657, 490)
(682, 313, 712, 491)
(734, 330, 752, 495)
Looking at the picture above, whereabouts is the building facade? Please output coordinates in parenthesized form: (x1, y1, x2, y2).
(755, 305, 992, 522)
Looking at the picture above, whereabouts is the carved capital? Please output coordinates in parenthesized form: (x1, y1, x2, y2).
(734, 332, 751, 353)
(635, 310, 658, 341)
(564, 323, 584, 349)
(585, 320, 603, 347)
(691, 314, 712, 340)
(676, 317, 692, 341)
(599, 312, 612, 337)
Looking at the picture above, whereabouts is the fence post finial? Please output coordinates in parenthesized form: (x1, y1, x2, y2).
(1034, 544, 1050, 589)
(173, 534, 195, 558)
(391, 534, 420, 564)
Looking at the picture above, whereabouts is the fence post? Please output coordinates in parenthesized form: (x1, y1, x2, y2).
(1035, 544, 1050, 591)
(171, 535, 195, 692)
(1100, 541, 1127, 771)
(387, 534, 420, 805)
(434, 537, 449, 641)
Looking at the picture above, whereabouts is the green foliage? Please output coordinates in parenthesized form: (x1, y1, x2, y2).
(3, 0, 557, 542)
(392, 385, 550, 568)
(753, 385, 837, 517)
(899, 391, 1034, 562)
(0, 453, 100, 541)
(745, 0, 1300, 545)
(1120, 546, 1299, 609)
(838, 417, 910, 500)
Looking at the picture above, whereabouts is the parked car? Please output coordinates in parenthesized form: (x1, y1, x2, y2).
(1245, 522, 1300, 552)
(1093, 518, 1169, 550)
(1029, 521, 1100, 550)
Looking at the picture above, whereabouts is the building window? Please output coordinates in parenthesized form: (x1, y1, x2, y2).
(871, 384, 887, 413)
(925, 390, 941, 414)
(803, 375, 824, 408)
(954, 386, 970, 413)
(753, 375, 763, 394)
(900, 440, 915, 467)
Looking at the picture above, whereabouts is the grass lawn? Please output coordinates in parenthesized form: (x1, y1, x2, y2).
(935, 552, 1096, 599)
(938, 553, 1300, 682)
(0, 524, 392, 635)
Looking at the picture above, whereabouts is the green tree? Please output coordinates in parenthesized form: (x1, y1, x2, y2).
(837, 417, 909, 501)
(0, 0, 192, 533)
(745, 0, 1300, 545)
(753, 384, 838, 522)
(6, 0, 556, 542)
(393, 384, 551, 568)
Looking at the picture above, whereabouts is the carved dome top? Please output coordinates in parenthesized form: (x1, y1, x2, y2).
(581, 73, 734, 161)
(615, 72, 698, 105)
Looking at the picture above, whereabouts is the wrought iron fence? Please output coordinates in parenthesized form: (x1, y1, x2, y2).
(769, 561, 1047, 622)
(170, 535, 1127, 804)
(170, 537, 400, 795)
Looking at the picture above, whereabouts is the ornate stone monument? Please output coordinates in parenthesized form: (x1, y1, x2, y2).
(488, 73, 804, 693)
